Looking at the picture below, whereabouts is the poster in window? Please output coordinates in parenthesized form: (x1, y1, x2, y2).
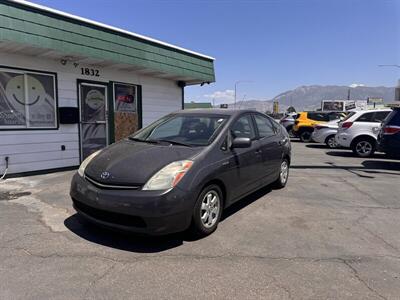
(114, 83, 136, 112)
(0, 70, 56, 128)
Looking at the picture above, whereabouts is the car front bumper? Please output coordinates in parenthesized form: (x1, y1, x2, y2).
(70, 173, 195, 235)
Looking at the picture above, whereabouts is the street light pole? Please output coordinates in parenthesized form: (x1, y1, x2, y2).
(378, 64, 400, 101)
(234, 81, 253, 109)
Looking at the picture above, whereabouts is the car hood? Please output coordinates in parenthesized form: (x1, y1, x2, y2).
(85, 139, 202, 186)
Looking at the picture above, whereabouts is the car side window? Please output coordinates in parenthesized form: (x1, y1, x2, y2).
(231, 115, 256, 139)
(356, 112, 374, 122)
(254, 114, 275, 138)
(372, 111, 390, 122)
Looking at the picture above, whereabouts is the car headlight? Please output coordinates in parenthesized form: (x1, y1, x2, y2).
(142, 160, 193, 191)
(78, 150, 101, 177)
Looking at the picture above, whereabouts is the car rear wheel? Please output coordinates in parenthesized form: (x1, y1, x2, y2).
(352, 138, 376, 157)
(325, 135, 338, 148)
(299, 130, 312, 142)
(273, 159, 289, 189)
(190, 185, 223, 237)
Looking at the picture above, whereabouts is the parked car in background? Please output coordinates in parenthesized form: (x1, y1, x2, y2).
(280, 112, 298, 136)
(293, 111, 346, 142)
(70, 109, 291, 237)
(378, 105, 400, 157)
(311, 119, 342, 148)
(336, 109, 392, 157)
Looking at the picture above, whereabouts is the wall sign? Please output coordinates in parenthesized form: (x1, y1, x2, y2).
(114, 83, 136, 112)
(80, 67, 100, 77)
(0, 69, 57, 128)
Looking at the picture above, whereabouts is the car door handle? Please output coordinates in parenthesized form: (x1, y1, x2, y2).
(255, 149, 262, 154)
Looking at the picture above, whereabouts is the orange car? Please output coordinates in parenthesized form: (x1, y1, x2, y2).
(293, 111, 346, 142)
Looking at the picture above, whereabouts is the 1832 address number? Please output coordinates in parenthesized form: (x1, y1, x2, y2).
(81, 68, 100, 77)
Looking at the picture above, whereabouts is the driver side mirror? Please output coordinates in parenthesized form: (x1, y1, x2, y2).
(231, 137, 252, 149)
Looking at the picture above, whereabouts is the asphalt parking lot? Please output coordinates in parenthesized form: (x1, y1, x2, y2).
(1, 141, 400, 299)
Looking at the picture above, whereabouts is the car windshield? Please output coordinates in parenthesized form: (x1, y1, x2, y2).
(130, 114, 228, 146)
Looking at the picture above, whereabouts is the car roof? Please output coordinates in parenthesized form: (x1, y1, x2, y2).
(174, 109, 257, 116)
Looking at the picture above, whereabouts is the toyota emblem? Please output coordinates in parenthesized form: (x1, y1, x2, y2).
(100, 171, 110, 179)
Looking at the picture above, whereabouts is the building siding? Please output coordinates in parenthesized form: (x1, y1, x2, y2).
(0, 52, 182, 174)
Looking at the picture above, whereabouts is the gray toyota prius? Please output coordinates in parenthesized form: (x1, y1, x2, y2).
(70, 109, 291, 237)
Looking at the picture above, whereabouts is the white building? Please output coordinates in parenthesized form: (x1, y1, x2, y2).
(0, 0, 215, 175)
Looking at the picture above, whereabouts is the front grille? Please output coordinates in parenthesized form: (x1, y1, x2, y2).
(73, 199, 146, 228)
(84, 175, 141, 190)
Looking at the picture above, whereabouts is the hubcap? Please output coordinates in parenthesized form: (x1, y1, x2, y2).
(200, 190, 220, 228)
(280, 161, 289, 184)
(356, 141, 372, 156)
(327, 137, 337, 148)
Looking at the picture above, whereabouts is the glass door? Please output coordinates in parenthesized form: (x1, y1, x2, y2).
(78, 82, 108, 160)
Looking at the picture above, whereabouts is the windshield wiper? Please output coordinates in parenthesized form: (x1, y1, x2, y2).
(153, 139, 193, 147)
(128, 137, 159, 144)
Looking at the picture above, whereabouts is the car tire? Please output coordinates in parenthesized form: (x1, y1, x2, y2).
(325, 135, 338, 148)
(273, 159, 290, 189)
(299, 130, 313, 142)
(351, 137, 376, 157)
(286, 125, 295, 138)
(190, 184, 223, 237)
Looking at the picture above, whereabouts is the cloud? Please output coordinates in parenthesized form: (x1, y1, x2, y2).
(349, 83, 365, 88)
(204, 89, 235, 103)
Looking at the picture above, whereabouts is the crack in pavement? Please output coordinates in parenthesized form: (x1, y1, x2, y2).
(83, 262, 117, 299)
(342, 259, 388, 300)
(3, 245, 400, 264)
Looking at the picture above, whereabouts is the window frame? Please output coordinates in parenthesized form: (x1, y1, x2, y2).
(0, 65, 59, 131)
(355, 112, 376, 123)
(252, 113, 277, 139)
(230, 113, 257, 141)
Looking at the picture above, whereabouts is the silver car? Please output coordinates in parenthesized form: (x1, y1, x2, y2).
(311, 120, 341, 148)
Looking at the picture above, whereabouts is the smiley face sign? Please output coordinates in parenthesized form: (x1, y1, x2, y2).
(0, 73, 56, 127)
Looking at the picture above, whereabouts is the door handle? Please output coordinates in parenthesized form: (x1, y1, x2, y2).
(255, 149, 262, 154)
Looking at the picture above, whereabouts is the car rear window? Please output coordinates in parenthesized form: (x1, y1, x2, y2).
(307, 112, 330, 121)
(356, 112, 374, 122)
(341, 112, 356, 122)
(372, 111, 390, 122)
(384, 109, 400, 125)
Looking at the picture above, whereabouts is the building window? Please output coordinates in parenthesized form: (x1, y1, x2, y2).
(113, 83, 137, 112)
(0, 68, 57, 129)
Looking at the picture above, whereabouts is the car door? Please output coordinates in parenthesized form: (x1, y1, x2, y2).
(222, 114, 263, 201)
(253, 113, 283, 184)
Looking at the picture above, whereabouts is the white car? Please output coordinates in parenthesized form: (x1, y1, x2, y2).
(336, 109, 392, 157)
(311, 120, 340, 148)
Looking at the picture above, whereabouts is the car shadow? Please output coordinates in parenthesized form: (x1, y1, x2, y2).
(221, 185, 272, 221)
(326, 150, 388, 159)
(306, 144, 328, 149)
(64, 185, 273, 252)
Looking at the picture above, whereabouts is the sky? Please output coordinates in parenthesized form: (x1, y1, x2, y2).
(31, 0, 400, 105)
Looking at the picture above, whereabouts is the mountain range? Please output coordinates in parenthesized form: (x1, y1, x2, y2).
(227, 85, 396, 112)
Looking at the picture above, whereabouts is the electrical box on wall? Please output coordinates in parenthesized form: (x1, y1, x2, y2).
(59, 107, 79, 124)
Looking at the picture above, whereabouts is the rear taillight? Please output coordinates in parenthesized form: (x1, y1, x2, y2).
(342, 122, 353, 129)
(383, 125, 400, 135)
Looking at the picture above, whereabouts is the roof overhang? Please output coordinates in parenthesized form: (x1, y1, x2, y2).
(0, 0, 215, 85)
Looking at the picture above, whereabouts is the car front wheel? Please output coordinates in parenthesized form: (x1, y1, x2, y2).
(190, 185, 223, 237)
(325, 135, 338, 148)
